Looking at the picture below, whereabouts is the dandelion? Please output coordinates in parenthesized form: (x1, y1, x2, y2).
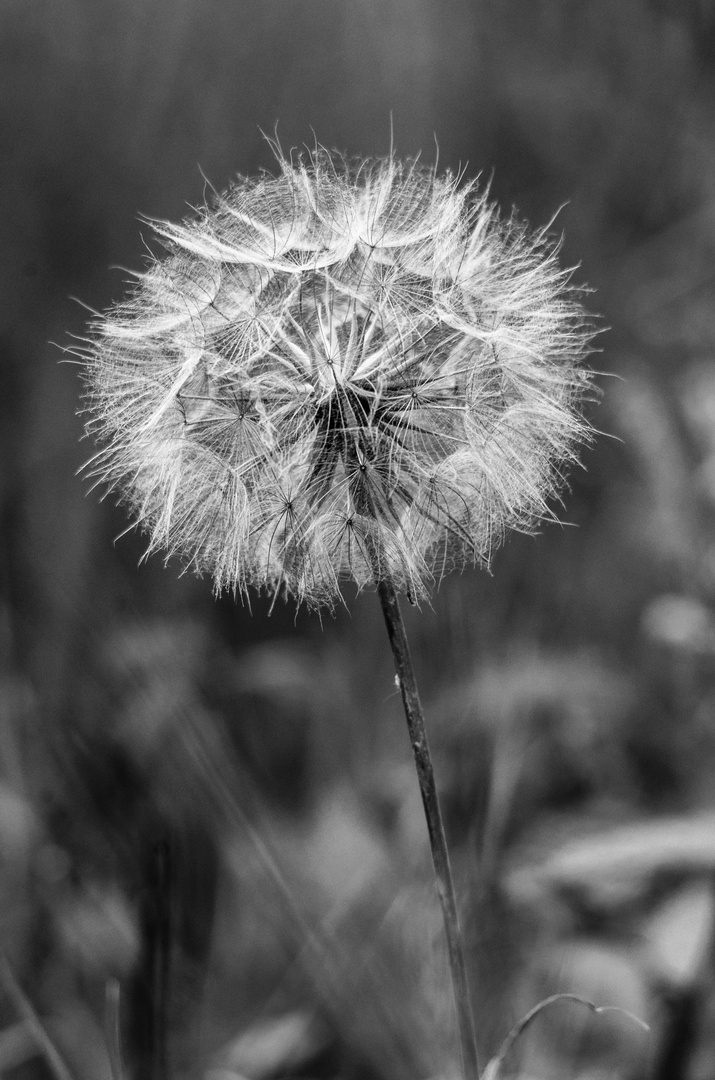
(80, 147, 594, 1080)
(82, 149, 591, 610)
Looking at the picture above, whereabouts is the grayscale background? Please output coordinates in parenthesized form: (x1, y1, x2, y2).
(1, 3, 714, 1079)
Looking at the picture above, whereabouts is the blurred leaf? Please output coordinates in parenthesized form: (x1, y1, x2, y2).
(641, 881, 714, 989)
(0, 1021, 40, 1073)
(509, 812, 715, 914)
(641, 594, 715, 653)
(0, 783, 39, 861)
(302, 786, 390, 914)
(55, 883, 139, 978)
(210, 1011, 328, 1080)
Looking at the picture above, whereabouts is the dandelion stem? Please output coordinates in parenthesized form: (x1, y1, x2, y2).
(376, 579, 480, 1080)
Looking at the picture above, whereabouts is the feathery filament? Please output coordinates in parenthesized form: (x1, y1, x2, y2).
(82, 149, 592, 607)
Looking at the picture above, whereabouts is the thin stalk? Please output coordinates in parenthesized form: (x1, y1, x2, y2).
(376, 579, 480, 1080)
(0, 956, 75, 1080)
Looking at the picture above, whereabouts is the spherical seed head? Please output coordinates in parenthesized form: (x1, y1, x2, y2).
(82, 149, 593, 609)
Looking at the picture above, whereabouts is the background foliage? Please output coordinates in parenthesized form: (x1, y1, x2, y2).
(2, 1, 715, 1077)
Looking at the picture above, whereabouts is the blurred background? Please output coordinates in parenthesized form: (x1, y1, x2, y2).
(2, 1, 715, 1077)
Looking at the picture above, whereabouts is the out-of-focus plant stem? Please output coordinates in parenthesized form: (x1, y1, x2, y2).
(0, 957, 75, 1080)
(376, 579, 481, 1080)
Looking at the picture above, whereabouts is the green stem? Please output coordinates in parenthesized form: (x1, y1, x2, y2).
(376, 579, 480, 1080)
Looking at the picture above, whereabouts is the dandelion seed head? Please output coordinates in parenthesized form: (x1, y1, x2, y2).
(81, 148, 594, 608)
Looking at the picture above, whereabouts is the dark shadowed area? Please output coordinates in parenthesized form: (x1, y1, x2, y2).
(2, 2, 715, 1079)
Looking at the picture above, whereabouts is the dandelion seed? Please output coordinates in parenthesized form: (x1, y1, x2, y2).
(81, 148, 592, 607)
